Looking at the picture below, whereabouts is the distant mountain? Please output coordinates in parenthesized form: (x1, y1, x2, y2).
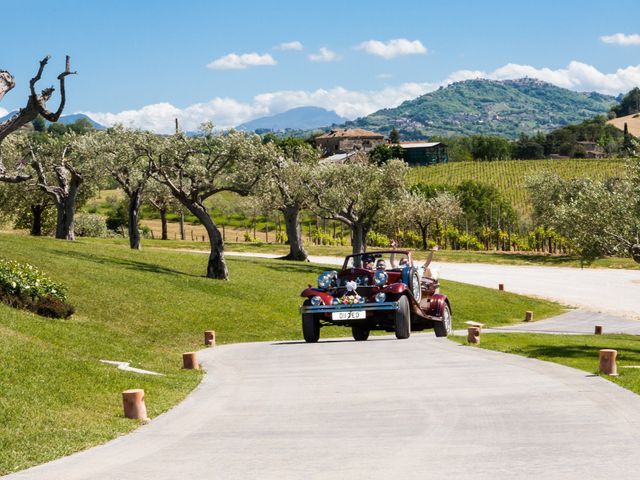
(0, 111, 105, 129)
(55, 113, 105, 129)
(346, 78, 617, 139)
(237, 106, 346, 132)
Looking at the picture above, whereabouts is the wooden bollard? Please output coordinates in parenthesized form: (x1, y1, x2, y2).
(594, 325, 603, 335)
(467, 327, 480, 345)
(525, 311, 534, 322)
(182, 352, 199, 370)
(599, 349, 618, 375)
(204, 330, 216, 347)
(498, 283, 504, 291)
(122, 389, 149, 420)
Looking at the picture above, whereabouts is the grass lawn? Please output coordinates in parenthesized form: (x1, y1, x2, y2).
(449, 333, 640, 395)
(0, 233, 563, 474)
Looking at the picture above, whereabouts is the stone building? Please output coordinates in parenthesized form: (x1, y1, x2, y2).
(314, 128, 385, 156)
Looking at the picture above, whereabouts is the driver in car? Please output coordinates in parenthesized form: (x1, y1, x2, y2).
(375, 258, 387, 270)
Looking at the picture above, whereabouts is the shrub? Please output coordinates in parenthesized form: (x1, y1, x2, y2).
(74, 213, 108, 238)
(0, 259, 73, 318)
(367, 231, 391, 248)
(35, 295, 75, 319)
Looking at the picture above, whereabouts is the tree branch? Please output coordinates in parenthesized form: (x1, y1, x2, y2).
(0, 56, 76, 143)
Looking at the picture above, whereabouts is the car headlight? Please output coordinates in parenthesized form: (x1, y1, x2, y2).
(310, 295, 323, 306)
(375, 292, 386, 303)
(373, 270, 388, 286)
(317, 272, 332, 289)
(332, 298, 340, 305)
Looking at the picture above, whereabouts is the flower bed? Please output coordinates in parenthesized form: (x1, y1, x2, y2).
(0, 260, 74, 318)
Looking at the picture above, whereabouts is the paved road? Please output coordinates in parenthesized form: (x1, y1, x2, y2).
(431, 262, 640, 320)
(8, 335, 640, 480)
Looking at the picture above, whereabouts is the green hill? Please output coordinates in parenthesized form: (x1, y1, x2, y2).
(348, 78, 616, 139)
(410, 158, 626, 218)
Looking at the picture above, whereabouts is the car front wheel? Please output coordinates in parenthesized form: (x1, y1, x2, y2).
(302, 300, 320, 343)
(395, 295, 411, 340)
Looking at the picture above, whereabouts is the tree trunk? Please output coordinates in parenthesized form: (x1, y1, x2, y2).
(128, 189, 142, 250)
(55, 201, 75, 240)
(351, 222, 367, 255)
(30, 204, 44, 236)
(419, 225, 428, 251)
(181, 200, 228, 279)
(160, 208, 168, 240)
(280, 205, 308, 261)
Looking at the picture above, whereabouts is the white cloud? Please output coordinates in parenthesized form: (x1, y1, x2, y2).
(487, 61, 640, 96)
(0, 107, 8, 117)
(276, 41, 303, 51)
(308, 47, 339, 62)
(600, 33, 640, 46)
(377, 73, 393, 79)
(357, 38, 427, 59)
(206, 52, 276, 70)
(84, 61, 640, 134)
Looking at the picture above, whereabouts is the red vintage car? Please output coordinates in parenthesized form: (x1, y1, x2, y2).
(299, 250, 452, 342)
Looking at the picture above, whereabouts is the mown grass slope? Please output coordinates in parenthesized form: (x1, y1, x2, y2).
(0, 234, 563, 474)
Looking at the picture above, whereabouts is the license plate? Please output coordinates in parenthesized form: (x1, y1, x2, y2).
(332, 310, 366, 320)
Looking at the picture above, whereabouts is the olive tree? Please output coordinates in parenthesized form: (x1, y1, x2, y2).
(400, 190, 462, 250)
(311, 155, 408, 255)
(528, 171, 640, 262)
(145, 180, 179, 240)
(258, 138, 320, 261)
(146, 125, 278, 279)
(28, 132, 101, 240)
(95, 126, 153, 249)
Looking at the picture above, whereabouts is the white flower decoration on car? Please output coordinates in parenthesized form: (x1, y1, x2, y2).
(346, 280, 358, 293)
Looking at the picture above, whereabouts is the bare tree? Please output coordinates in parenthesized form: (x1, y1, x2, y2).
(0, 56, 75, 144)
(1, 56, 75, 183)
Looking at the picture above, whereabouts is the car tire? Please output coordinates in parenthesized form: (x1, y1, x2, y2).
(395, 295, 411, 340)
(408, 267, 421, 303)
(352, 324, 370, 341)
(302, 300, 320, 343)
(433, 304, 452, 338)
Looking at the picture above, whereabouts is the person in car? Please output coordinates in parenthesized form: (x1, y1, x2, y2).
(375, 258, 387, 270)
(363, 255, 375, 270)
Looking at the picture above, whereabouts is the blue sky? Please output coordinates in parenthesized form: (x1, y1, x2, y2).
(2, 0, 640, 132)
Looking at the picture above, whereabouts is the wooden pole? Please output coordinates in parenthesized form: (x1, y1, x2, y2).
(599, 349, 618, 375)
(204, 330, 216, 347)
(594, 325, 603, 335)
(467, 327, 480, 345)
(182, 352, 199, 370)
(525, 311, 534, 322)
(122, 389, 149, 420)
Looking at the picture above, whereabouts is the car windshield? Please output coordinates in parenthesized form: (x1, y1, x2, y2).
(345, 252, 410, 270)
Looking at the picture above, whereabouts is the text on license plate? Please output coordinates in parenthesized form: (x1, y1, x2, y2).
(332, 311, 366, 320)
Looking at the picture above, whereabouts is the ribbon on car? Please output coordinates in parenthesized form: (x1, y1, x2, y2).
(346, 280, 358, 293)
